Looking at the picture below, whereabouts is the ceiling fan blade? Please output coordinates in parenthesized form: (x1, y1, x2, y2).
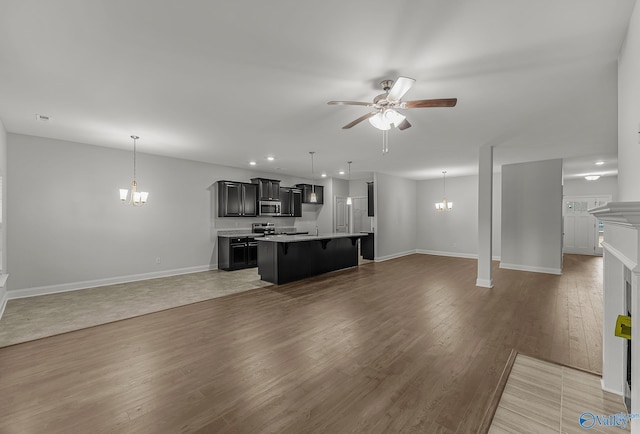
(403, 98, 458, 108)
(328, 101, 374, 107)
(386, 76, 416, 102)
(397, 119, 412, 130)
(342, 111, 377, 129)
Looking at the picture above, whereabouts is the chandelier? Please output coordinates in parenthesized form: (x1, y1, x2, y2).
(435, 170, 452, 211)
(119, 135, 149, 206)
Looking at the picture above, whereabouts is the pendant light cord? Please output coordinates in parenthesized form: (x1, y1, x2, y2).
(443, 170, 446, 197)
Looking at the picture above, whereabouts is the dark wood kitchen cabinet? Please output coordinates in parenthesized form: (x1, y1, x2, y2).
(217, 181, 257, 217)
(367, 181, 374, 217)
(294, 183, 324, 204)
(280, 187, 302, 217)
(251, 178, 280, 200)
(218, 236, 258, 270)
(361, 232, 374, 260)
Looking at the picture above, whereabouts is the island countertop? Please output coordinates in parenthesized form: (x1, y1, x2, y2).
(256, 232, 365, 284)
(256, 233, 365, 243)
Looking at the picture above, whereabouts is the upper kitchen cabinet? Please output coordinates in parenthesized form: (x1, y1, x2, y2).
(251, 178, 280, 200)
(280, 187, 302, 217)
(294, 183, 324, 204)
(218, 181, 257, 217)
(367, 181, 374, 217)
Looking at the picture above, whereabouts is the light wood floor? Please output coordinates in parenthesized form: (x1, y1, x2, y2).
(0, 254, 605, 433)
(489, 354, 628, 433)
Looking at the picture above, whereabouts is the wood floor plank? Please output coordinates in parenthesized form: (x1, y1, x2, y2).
(0, 254, 605, 433)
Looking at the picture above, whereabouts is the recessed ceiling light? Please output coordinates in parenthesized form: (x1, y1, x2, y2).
(595, 161, 605, 165)
(585, 175, 600, 181)
(321, 173, 327, 178)
(339, 170, 345, 175)
(249, 161, 257, 166)
(267, 156, 275, 161)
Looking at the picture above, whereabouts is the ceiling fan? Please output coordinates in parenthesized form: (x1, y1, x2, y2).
(327, 76, 457, 131)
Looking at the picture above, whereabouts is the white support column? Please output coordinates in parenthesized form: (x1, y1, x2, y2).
(477, 145, 493, 288)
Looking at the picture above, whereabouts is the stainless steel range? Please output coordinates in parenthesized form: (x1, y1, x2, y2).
(252, 222, 276, 236)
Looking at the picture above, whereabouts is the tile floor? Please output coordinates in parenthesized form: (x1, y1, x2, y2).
(0, 268, 270, 347)
(489, 354, 630, 433)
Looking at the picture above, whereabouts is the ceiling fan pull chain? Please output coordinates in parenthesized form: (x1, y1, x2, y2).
(382, 130, 389, 154)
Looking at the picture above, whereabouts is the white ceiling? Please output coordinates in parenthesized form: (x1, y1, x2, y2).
(0, 0, 634, 181)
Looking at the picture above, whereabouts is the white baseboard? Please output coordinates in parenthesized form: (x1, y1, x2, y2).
(417, 249, 477, 259)
(476, 278, 494, 288)
(417, 250, 501, 261)
(601, 379, 623, 397)
(375, 249, 417, 262)
(499, 262, 562, 275)
(7, 265, 217, 300)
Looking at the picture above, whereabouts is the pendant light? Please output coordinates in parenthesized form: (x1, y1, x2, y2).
(309, 151, 317, 203)
(346, 161, 353, 205)
(119, 135, 149, 206)
(435, 170, 452, 211)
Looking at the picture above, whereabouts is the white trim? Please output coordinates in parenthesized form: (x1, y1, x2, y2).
(417, 249, 477, 259)
(499, 262, 562, 275)
(375, 250, 417, 262)
(7, 265, 216, 300)
(601, 378, 624, 397)
(601, 241, 639, 271)
(417, 250, 501, 261)
(0, 289, 7, 320)
(476, 278, 494, 288)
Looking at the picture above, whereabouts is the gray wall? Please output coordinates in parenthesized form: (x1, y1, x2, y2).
(349, 177, 372, 198)
(501, 159, 563, 274)
(563, 176, 617, 199)
(0, 121, 6, 311)
(7, 133, 322, 294)
(416, 173, 502, 259)
(375, 172, 417, 260)
(618, 1, 640, 201)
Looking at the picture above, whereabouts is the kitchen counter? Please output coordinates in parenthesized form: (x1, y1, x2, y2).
(256, 232, 366, 284)
(257, 233, 362, 243)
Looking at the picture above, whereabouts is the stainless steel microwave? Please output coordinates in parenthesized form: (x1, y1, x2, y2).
(259, 200, 281, 216)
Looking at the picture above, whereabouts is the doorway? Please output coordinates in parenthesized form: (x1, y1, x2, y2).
(563, 195, 610, 255)
(334, 196, 349, 233)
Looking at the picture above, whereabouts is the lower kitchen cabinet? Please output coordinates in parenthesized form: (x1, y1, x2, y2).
(361, 232, 374, 260)
(218, 236, 258, 270)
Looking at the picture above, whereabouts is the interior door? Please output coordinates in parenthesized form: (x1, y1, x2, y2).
(334, 197, 349, 233)
(563, 195, 610, 256)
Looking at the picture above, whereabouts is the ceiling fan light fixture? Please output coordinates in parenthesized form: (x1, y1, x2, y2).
(368, 112, 392, 130)
(368, 109, 406, 130)
(384, 109, 406, 127)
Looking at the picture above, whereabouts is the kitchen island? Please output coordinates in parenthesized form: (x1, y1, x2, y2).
(256, 233, 366, 284)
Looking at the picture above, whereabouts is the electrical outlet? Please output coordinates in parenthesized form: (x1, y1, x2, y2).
(156, 257, 161, 264)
